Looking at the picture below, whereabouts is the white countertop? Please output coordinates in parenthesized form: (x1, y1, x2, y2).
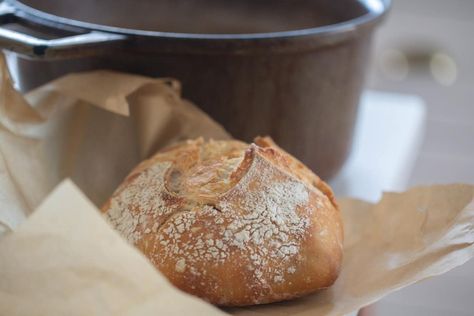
(330, 90, 426, 202)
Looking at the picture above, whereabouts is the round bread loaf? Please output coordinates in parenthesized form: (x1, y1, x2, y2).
(102, 137, 343, 306)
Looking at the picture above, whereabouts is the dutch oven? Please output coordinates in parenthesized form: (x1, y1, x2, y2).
(0, 0, 390, 179)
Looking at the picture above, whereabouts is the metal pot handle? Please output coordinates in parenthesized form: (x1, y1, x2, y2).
(0, 2, 127, 59)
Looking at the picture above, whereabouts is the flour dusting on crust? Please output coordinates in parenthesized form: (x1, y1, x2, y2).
(105, 161, 175, 244)
(149, 147, 317, 301)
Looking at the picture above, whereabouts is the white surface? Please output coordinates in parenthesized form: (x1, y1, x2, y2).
(330, 90, 426, 202)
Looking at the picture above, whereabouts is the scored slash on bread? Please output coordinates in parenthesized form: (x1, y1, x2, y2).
(102, 137, 343, 306)
(253, 136, 337, 209)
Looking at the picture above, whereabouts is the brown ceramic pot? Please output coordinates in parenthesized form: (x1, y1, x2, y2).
(0, 0, 390, 179)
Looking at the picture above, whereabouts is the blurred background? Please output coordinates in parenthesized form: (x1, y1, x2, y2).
(370, 0, 473, 186)
(363, 0, 474, 315)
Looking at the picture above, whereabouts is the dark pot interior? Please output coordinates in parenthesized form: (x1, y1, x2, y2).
(16, 0, 370, 35)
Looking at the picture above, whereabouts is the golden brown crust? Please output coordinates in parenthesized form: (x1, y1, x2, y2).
(102, 137, 343, 306)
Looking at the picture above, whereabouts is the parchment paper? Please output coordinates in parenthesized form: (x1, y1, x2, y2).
(0, 180, 226, 316)
(0, 54, 473, 316)
(0, 55, 229, 233)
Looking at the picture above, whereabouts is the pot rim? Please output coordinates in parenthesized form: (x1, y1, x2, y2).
(8, 0, 391, 41)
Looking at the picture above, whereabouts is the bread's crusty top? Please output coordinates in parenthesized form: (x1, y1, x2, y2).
(102, 137, 343, 306)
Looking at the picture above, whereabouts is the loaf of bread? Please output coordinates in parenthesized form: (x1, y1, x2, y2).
(102, 137, 343, 306)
